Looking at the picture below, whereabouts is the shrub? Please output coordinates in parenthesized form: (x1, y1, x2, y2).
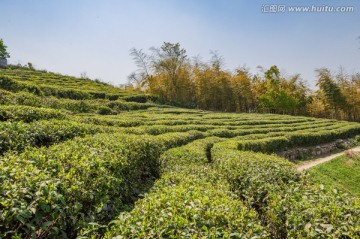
(0, 105, 66, 122)
(0, 131, 208, 238)
(76, 116, 144, 128)
(211, 143, 360, 238)
(98, 106, 113, 115)
(90, 92, 106, 99)
(107, 94, 120, 101)
(0, 134, 162, 238)
(39, 86, 92, 100)
(107, 100, 155, 112)
(0, 120, 110, 155)
(354, 135, 360, 143)
(265, 182, 360, 238)
(105, 138, 269, 239)
(105, 167, 269, 239)
(237, 136, 290, 152)
(5, 91, 43, 107)
(211, 146, 301, 210)
(0, 76, 43, 95)
(122, 94, 157, 103)
(154, 130, 204, 149)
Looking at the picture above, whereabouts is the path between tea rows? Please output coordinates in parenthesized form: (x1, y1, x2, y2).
(297, 146, 360, 171)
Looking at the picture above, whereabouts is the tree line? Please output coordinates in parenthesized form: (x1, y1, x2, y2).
(128, 42, 360, 122)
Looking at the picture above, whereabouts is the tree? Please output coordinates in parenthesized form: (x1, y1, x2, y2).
(151, 42, 188, 102)
(316, 68, 348, 118)
(129, 42, 189, 103)
(259, 66, 299, 114)
(128, 48, 151, 89)
(0, 39, 10, 59)
(127, 43, 359, 121)
(231, 68, 256, 112)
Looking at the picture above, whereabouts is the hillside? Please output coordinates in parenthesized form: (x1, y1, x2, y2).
(1, 65, 130, 96)
(1, 67, 360, 238)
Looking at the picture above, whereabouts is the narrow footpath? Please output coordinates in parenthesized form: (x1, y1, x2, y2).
(297, 146, 360, 171)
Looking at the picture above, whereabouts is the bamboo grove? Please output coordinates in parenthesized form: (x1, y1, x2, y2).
(128, 42, 360, 121)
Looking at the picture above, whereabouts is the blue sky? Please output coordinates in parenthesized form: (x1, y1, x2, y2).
(0, 0, 359, 88)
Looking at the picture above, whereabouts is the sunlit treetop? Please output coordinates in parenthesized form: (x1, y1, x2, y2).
(0, 39, 10, 59)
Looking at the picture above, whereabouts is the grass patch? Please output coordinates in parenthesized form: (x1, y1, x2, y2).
(308, 152, 360, 196)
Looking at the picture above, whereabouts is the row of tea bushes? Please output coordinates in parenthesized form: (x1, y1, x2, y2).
(286, 124, 360, 146)
(105, 137, 270, 239)
(106, 100, 155, 112)
(0, 131, 203, 238)
(0, 105, 66, 122)
(0, 90, 102, 113)
(0, 89, 156, 114)
(214, 124, 360, 154)
(0, 120, 111, 155)
(206, 121, 335, 138)
(1, 66, 130, 96)
(73, 115, 343, 140)
(211, 144, 360, 238)
(211, 144, 301, 209)
(0, 76, 125, 100)
(75, 116, 145, 128)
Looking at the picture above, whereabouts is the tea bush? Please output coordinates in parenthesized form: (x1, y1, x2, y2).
(0, 131, 204, 238)
(0, 105, 66, 122)
(212, 145, 301, 209)
(0, 120, 110, 155)
(105, 137, 270, 238)
(211, 145, 360, 238)
(1, 67, 360, 238)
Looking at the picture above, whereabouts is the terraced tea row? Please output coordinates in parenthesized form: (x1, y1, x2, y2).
(0, 90, 157, 114)
(0, 67, 130, 99)
(105, 133, 360, 238)
(211, 144, 360, 238)
(105, 137, 269, 238)
(0, 131, 203, 238)
(1, 81, 360, 238)
(1, 104, 359, 158)
(0, 120, 112, 155)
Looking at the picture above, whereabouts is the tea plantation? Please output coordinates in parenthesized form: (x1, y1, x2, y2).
(1, 66, 360, 238)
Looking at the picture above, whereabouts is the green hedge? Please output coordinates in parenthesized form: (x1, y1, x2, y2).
(122, 94, 158, 103)
(154, 130, 204, 150)
(287, 124, 360, 147)
(211, 144, 360, 238)
(0, 90, 98, 113)
(0, 131, 203, 238)
(0, 76, 42, 95)
(0, 105, 66, 122)
(105, 137, 269, 239)
(265, 182, 360, 238)
(237, 136, 290, 152)
(107, 100, 155, 111)
(75, 116, 144, 128)
(208, 124, 360, 154)
(0, 76, 129, 101)
(40, 86, 92, 100)
(0, 120, 109, 155)
(0, 90, 158, 114)
(0, 134, 160, 238)
(211, 145, 300, 210)
(356, 135, 360, 142)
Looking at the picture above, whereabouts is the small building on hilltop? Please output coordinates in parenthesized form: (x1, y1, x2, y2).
(0, 58, 7, 68)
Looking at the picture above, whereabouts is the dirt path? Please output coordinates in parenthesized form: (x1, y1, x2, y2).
(297, 146, 360, 171)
